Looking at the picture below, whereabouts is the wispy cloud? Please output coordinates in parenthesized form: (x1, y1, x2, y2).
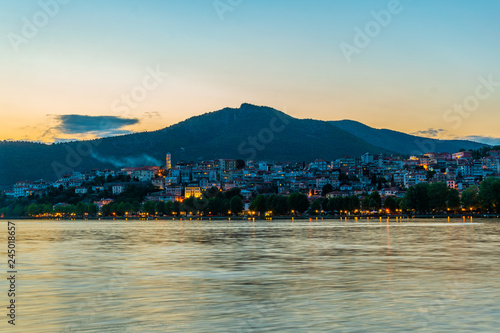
(411, 128, 445, 138)
(142, 111, 161, 120)
(90, 152, 161, 168)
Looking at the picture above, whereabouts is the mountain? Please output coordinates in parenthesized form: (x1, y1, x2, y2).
(331, 120, 485, 155)
(0, 103, 487, 187)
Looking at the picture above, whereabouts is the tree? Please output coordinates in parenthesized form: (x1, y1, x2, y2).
(461, 185, 479, 211)
(203, 187, 221, 200)
(132, 201, 141, 213)
(156, 201, 167, 215)
(182, 197, 196, 214)
(108, 203, 118, 216)
(142, 201, 156, 215)
(42, 204, 53, 215)
(362, 196, 371, 211)
(27, 203, 41, 217)
(428, 182, 449, 212)
(321, 184, 333, 197)
(184, 196, 210, 215)
(165, 201, 174, 215)
(479, 177, 500, 213)
(88, 203, 98, 216)
(236, 159, 246, 170)
(266, 194, 277, 212)
(123, 202, 133, 215)
(369, 191, 382, 210)
(426, 170, 437, 181)
(224, 188, 241, 200)
(447, 189, 461, 212)
(0, 207, 11, 217)
(250, 195, 267, 216)
(208, 197, 227, 215)
(75, 202, 88, 216)
(404, 183, 430, 213)
(347, 195, 360, 213)
(230, 196, 244, 215)
(384, 196, 397, 213)
(287, 193, 310, 214)
(273, 196, 289, 215)
(101, 203, 111, 216)
(311, 199, 324, 215)
(65, 204, 76, 215)
(116, 202, 127, 216)
(172, 201, 181, 215)
(327, 196, 344, 213)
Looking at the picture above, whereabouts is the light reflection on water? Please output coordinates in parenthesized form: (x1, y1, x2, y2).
(6, 219, 500, 332)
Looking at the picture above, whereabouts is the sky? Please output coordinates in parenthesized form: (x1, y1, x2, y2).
(0, 0, 499, 144)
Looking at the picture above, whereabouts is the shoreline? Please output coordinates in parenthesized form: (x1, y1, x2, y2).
(2, 214, 499, 221)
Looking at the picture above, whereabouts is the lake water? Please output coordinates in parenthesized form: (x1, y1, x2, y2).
(3, 218, 500, 332)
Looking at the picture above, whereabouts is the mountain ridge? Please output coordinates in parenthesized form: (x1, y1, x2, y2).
(330, 119, 485, 155)
(0, 103, 487, 186)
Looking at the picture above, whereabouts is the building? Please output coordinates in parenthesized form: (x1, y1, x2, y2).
(309, 159, 329, 171)
(336, 156, 357, 168)
(453, 151, 473, 160)
(361, 153, 374, 164)
(447, 180, 456, 189)
(132, 169, 155, 182)
(405, 172, 427, 188)
(92, 186, 105, 192)
(112, 185, 125, 195)
(219, 159, 237, 170)
(184, 186, 202, 199)
(473, 162, 484, 177)
(94, 199, 114, 210)
(166, 153, 172, 170)
(75, 187, 88, 194)
(164, 186, 183, 197)
(152, 178, 165, 189)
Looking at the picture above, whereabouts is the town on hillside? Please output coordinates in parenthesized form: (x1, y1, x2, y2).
(2, 148, 500, 218)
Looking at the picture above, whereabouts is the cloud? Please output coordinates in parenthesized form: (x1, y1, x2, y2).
(53, 115, 139, 137)
(142, 111, 161, 119)
(458, 136, 500, 146)
(412, 128, 445, 138)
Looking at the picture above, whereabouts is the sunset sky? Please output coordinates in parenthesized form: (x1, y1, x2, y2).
(1, 0, 499, 144)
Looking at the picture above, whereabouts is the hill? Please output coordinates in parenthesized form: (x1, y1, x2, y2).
(331, 120, 485, 155)
(0, 104, 487, 186)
